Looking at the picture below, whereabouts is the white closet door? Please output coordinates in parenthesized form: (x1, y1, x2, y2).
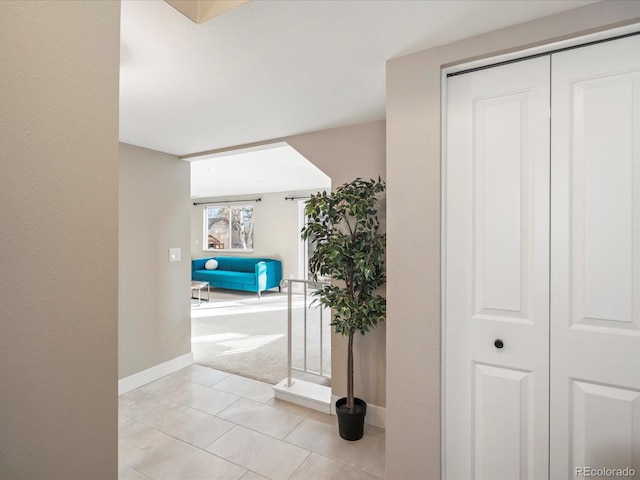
(550, 35, 640, 479)
(445, 57, 550, 479)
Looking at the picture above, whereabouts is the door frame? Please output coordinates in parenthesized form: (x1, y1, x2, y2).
(440, 22, 640, 479)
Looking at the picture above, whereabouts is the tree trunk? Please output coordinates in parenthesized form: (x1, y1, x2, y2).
(347, 329, 354, 412)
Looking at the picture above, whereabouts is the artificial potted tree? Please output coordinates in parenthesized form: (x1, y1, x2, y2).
(301, 177, 386, 441)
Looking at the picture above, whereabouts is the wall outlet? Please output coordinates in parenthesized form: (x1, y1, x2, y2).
(169, 248, 181, 262)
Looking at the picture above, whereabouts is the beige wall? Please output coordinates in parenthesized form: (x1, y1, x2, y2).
(286, 121, 386, 189)
(186, 120, 386, 190)
(190, 189, 328, 281)
(119, 143, 192, 379)
(0, 1, 120, 478)
(385, 2, 640, 478)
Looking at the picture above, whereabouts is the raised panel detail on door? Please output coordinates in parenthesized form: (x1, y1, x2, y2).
(474, 93, 530, 321)
(445, 56, 550, 480)
(572, 74, 640, 329)
(474, 364, 533, 480)
(550, 34, 640, 479)
(571, 380, 640, 472)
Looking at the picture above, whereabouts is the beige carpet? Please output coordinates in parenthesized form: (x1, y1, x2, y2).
(191, 289, 331, 385)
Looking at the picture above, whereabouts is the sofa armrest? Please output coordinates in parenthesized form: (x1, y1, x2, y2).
(255, 261, 267, 291)
(254, 260, 282, 291)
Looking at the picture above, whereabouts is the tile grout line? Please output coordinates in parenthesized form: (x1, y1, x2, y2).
(280, 413, 307, 441)
(120, 368, 385, 479)
(121, 410, 233, 454)
(215, 397, 308, 441)
(206, 424, 314, 480)
(200, 425, 257, 480)
(139, 377, 245, 418)
(285, 449, 313, 480)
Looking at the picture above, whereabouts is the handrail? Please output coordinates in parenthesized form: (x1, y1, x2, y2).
(283, 278, 331, 387)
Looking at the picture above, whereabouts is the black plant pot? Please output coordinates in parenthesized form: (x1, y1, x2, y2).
(336, 397, 367, 441)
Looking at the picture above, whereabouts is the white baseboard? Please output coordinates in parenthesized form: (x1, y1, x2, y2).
(273, 379, 332, 414)
(118, 352, 194, 395)
(331, 395, 386, 429)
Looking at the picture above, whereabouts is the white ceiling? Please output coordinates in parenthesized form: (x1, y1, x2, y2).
(121, 0, 598, 198)
(120, 0, 598, 157)
(190, 142, 331, 198)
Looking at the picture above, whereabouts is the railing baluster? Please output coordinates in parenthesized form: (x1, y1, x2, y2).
(303, 280, 307, 373)
(285, 279, 332, 384)
(319, 300, 323, 377)
(286, 280, 293, 387)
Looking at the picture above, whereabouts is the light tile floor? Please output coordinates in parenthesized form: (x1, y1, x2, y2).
(119, 364, 385, 480)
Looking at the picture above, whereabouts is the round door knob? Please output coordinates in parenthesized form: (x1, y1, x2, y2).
(494, 339, 504, 349)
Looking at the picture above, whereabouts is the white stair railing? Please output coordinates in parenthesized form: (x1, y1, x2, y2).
(284, 278, 331, 387)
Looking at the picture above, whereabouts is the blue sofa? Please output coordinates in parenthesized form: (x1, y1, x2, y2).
(191, 256, 282, 298)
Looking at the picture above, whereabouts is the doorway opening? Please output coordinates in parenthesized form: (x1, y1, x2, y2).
(188, 142, 332, 387)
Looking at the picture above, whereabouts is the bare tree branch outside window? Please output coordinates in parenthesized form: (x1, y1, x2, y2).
(204, 206, 254, 251)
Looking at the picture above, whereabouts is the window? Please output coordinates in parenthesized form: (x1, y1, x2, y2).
(204, 205, 254, 251)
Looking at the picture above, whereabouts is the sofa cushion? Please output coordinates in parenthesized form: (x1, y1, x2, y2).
(205, 259, 218, 270)
(194, 269, 255, 286)
(215, 257, 262, 273)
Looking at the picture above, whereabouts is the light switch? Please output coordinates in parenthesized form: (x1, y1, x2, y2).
(169, 248, 181, 262)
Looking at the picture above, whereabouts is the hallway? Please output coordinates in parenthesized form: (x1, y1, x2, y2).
(119, 365, 385, 479)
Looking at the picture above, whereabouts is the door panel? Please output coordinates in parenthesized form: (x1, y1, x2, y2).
(445, 56, 550, 479)
(474, 93, 529, 317)
(474, 364, 533, 480)
(571, 380, 640, 472)
(579, 78, 635, 324)
(550, 35, 640, 478)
